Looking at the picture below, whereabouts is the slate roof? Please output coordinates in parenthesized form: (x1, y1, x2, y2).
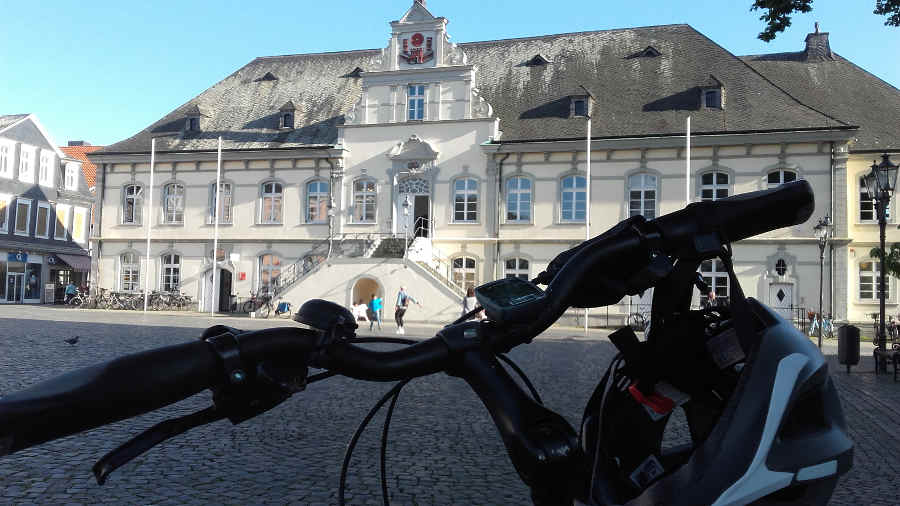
(60, 145, 104, 189)
(0, 114, 29, 132)
(99, 24, 851, 154)
(741, 52, 900, 151)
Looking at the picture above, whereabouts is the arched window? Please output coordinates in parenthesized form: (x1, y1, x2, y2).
(259, 254, 282, 293)
(700, 259, 729, 301)
(560, 175, 586, 222)
(306, 180, 330, 223)
(775, 258, 787, 276)
(282, 112, 294, 129)
(859, 260, 889, 300)
(162, 183, 184, 224)
(628, 173, 657, 219)
(767, 169, 797, 188)
(452, 256, 477, 290)
(260, 181, 283, 224)
(161, 253, 181, 292)
(700, 171, 729, 201)
(123, 184, 143, 225)
(209, 182, 233, 224)
(120, 252, 140, 292)
(506, 177, 532, 222)
(454, 178, 478, 222)
(353, 178, 376, 223)
(505, 258, 529, 280)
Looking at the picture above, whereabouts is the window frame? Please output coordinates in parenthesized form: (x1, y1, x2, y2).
(208, 181, 234, 225)
(699, 170, 730, 202)
(14, 198, 32, 237)
(72, 206, 88, 244)
(627, 172, 658, 219)
(505, 176, 533, 223)
(766, 169, 798, 189)
(54, 203, 70, 240)
(571, 96, 589, 118)
(0, 193, 11, 233)
(703, 88, 722, 109)
(64, 162, 79, 191)
(407, 84, 426, 121)
(451, 255, 478, 291)
(859, 176, 892, 223)
(160, 253, 181, 292)
(452, 177, 479, 223)
(700, 259, 730, 300)
(35, 201, 51, 239)
(120, 251, 141, 292)
(306, 179, 330, 224)
(559, 174, 587, 223)
(504, 257, 530, 280)
(18, 144, 35, 183)
(0, 140, 12, 179)
(161, 182, 185, 225)
(259, 180, 284, 225)
(282, 112, 294, 129)
(122, 183, 144, 225)
(39, 151, 54, 187)
(858, 260, 891, 302)
(352, 178, 377, 224)
(258, 253, 282, 293)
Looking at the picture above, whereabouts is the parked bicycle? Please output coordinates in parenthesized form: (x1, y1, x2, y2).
(242, 290, 274, 318)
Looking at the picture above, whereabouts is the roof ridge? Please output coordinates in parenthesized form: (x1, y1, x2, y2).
(458, 23, 691, 47)
(255, 48, 383, 60)
(684, 26, 850, 128)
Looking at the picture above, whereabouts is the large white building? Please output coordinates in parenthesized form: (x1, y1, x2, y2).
(89, 1, 899, 326)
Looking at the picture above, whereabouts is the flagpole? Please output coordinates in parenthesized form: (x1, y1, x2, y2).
(584, 96, 592, 334)
(211, 136, 222, 316)
(685, 116, 691, 206)
(143, 138, 156, 312)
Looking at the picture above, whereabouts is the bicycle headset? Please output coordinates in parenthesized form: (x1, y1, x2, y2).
(0, 180, 852, 505)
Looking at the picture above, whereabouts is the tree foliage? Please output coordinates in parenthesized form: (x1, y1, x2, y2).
(870, 243, 900, 279)
(752, 0, 900, 42)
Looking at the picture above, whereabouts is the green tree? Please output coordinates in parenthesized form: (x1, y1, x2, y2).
(869, 243, 900, 279)
(751, 0, 900, 41)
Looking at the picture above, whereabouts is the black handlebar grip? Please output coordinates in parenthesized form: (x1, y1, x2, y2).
(0, 341, 218, 457)
(652, 179, 815, 255)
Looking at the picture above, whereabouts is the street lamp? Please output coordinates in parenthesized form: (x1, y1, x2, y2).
(326, 196, 335, 260)
(813, 215, 831, 350)
(402, 195, 411, 261)
(863, 153, 899, 351)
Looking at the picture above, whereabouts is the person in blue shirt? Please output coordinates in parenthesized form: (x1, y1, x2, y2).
(64, 282, 78, 304)
(394, 286, 420, 335)
(368, 293, 383, 331)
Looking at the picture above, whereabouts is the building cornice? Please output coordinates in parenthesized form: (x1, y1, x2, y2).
(341, 117, 495, 130)
(88, 146, 347, 164)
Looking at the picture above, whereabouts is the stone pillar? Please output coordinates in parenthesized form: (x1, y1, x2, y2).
(832, 142, 849, 322)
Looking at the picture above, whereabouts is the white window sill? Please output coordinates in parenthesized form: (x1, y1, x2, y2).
(36, 234, 50, 240)
(855, 300, 898, 306)
(120, 222, 143, 227)
(14, 231, 30, 237)
(557, 221, 587, 226)
(855, 221, 895, 226)
(158, 222, 185, 227)
(448, 221, 480, 226)
(54, 236, 68, 241)
(255, 222, 284, 226)
(502, 220, 534, 226)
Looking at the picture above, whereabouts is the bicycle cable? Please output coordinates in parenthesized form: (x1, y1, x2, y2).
(497, 353, 543, 405)
(380, 381, 403, 506)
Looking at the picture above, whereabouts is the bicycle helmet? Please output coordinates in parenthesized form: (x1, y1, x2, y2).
(579, 299, 853, 506)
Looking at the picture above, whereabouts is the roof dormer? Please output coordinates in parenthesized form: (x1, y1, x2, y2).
(255, 72, 278, 82)
(700, 75, 725, 110)
(184, 104, 208, 132)
(626, 46, 661, 59)
(279, 101, 296, 129)
(526, 54, 551, 67)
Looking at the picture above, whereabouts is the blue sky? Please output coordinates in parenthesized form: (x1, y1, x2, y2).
(1, 0, 897, 147)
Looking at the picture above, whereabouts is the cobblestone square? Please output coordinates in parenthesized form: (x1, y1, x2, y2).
(0, 306, 898, 505)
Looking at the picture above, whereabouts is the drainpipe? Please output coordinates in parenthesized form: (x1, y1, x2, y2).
(495, 149, 510, 280)
(829, 142, 834, 320)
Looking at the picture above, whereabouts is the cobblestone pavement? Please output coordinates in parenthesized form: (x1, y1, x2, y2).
(0, 306, 897, 505)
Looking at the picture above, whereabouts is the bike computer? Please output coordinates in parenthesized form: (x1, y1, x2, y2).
(475, 277, 547, 325)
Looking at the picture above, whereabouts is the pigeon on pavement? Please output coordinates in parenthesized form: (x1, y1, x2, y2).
(64, 336, 80, 345)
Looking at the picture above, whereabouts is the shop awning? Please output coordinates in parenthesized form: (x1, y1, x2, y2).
(56, 253, 92, 272)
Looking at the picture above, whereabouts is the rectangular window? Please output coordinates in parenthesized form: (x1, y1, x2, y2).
(353, 179, 376, 223)
(210, 182, 233, 224)
(454, 178, 478, 222)
(163, 183, 185, 224)
(704, 89, 721, 108)
(72, 207, 87, 244)
(35, 202, 50, 239)
(65, 163, 78, 191)
(859, 261, 889, 300)
(0, 141, 14, 178)
(18, 145, 35, 183)
(408, 85, 425, 121)
(55, 204, 70, 240)
(0, 194, 10, 233)
(14, 199, 32, 236)
(123, 184, 143, 225)
(859, 177, 890, 222)
(39, 151, 54, 187)
(572, 98, 588, 117)
(561, 176, 586, 222)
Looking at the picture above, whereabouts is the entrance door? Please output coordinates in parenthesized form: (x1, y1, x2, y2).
(6, 274, 23, 302)
(769, 283, 793, 321)
(413, 195, 429, 237)
(219, 270, 233, 313)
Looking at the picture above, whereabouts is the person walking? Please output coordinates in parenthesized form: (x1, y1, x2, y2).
(64, 281, 78, 304)
(461, 287, 484, 321)
(368, 293, 383, 331)
(394, 286, 420, 334)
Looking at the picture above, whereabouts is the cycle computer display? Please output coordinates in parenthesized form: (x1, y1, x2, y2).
(475, 277, 546, 324)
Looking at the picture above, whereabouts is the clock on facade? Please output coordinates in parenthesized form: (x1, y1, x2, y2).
(401, 33, 433, 64)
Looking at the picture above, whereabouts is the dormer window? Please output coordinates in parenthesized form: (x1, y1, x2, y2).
(282, 112, 294, 129)
(571, 96, 590, 118)
(279, 100, 297, 129)
(526, 54, 551, 67)
(703, 89, 722, 109)
(188, 117, 200, 131)
(183, 104, 207, 132)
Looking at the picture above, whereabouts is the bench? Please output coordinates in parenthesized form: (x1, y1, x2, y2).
(873, 346, 900, 381)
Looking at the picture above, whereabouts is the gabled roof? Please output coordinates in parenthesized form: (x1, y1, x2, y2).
(398, 0, 437, 23)
(0, 114, 68, 159)
(97, 24, 851, 154)
(0, 114, 29, 132)
(741, 51, 900, 151)
(60, 145, 103, 189)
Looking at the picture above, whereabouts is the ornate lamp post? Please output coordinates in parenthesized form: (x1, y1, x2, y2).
(863, 154, 899, 351)
(813, 215, 831, 350)
(402, 195, 411, 261)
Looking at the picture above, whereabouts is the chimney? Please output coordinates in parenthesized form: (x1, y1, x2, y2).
(804, 22, 833, 62)
(67, 140, 91, 146)
(414, 0, 425, 6)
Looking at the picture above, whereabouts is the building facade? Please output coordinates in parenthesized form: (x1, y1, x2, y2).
(89, 1, 897, 325)
(0, 114, 93, 304)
